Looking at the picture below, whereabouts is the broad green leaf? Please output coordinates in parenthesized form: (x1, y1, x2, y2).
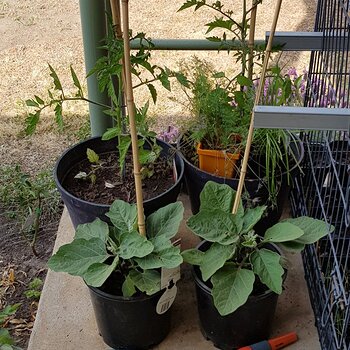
(211, 266, 255, 316)
(48, 238, 109, 276)
(86, 148, 99, 164)
(83, 256, 118, 287)
(182, 249, 204, 265)
(237, 75, 253, 87)
(0, 329, 14, 346)
(135, 246, 183, 270)
(129, 270, 161, 296)
(284, 217, 333, 244)
(278, 241, 305, 252)
(264, 222, 304, 243)
(102, 127, 120, 141)
(146, 202, 184, 239)
(250, 249, 284, 294)
(241, 206, 266, 233)
(149, 235, 173, 252)
(200, 243, 235, 281)
(122, 275, 137, 297)
(106, 200, 137, 235)
(187, 209, 238, 244)
(199, 181, 235, 213)
(118, 231, 154, 259)
(117, 135, 131, 171)
(74, 218, 109, 243)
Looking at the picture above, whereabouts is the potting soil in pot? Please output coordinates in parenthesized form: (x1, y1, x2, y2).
(63, 152, 175, 205)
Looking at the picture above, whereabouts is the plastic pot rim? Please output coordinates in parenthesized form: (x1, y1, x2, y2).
(54, 135, 185, 209)
(87, 282, 164, 303)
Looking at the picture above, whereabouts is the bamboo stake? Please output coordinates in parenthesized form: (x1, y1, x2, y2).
(110, 0, 127, 90)
(232, 0, 283, 214)
(247, 0, 258, 81)
(121, 0, 146, 235)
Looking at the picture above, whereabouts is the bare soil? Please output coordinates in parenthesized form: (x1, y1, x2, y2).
(0, 206, 62, 348)
(64, 152, 175, 205)
(0, 0, 317, 348)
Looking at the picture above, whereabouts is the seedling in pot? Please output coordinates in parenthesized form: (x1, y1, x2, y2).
(74, 148, 103, 185)
(182, 181, 334, 316)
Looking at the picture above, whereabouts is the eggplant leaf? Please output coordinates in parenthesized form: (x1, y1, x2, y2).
(48, 238, 109, 276)
(74, 218, 109, 243)
(129, 270, 161, 296)
(106, 200, 137, 235)
(211, 265, 255, 316)
(200, 243, 236, 281)
(118, 231, 154, 259)
(250, 249, 284, 294)
(263, 222, 304, 243)
(284, 216, 333, 244)
(187, 209, 238, 244)
(83, 256, 119, 287)
(146, 202, 184, 239)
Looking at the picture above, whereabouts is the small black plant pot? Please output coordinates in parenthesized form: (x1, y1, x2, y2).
(193, 241, 284, 350)
(88, 285, 171, 350)
(54, 136, 184, 228)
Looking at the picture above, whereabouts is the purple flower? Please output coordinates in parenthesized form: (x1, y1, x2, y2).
(287, 67, 298, 78)
(158, 126, 179, 144)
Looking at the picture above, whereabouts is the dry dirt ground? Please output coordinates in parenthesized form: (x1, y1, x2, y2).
(0, 0, 317, 348)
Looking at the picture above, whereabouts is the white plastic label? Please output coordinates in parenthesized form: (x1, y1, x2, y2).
(156, 285, 177, 314)
(160, 266, 181, 290)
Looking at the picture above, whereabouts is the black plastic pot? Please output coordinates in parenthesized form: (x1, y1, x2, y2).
(88, 285, 171, 350)
(181, 136, 304, 233)
(193, 241, 284, 350)
(54, 136, 184, 228)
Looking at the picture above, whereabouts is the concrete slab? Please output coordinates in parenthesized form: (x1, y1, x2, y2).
(28, 195, 321, 350)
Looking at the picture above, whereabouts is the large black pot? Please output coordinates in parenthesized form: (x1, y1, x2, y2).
(181, 136, 304, 232)
(88, 285, 171, 350)
(54, 136, 184, 228)
(193, 241, 284, 350)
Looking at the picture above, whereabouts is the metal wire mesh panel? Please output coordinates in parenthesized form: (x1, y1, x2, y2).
(290, 1, 350, 348)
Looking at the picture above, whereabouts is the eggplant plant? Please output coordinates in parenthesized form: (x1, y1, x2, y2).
(182, 181, 333, 316)
(48, 200, 184, 296)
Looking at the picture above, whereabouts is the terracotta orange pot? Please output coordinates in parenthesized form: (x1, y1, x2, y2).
(197, 143, 240, 178)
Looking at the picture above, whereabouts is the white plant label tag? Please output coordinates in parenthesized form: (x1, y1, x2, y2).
(156, 285, 177, 315)
(160, 266, 181, 290)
